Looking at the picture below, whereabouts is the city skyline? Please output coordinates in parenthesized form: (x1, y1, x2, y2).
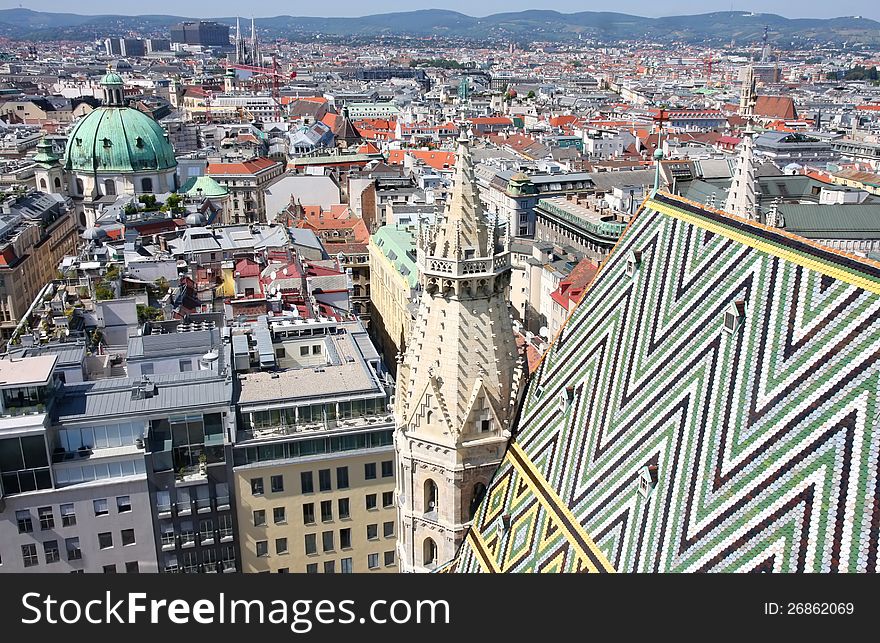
(1, 3, 878, 21)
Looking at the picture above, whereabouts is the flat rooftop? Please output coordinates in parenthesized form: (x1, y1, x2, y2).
(236, 326, 384, 408)
(0, 355, 57, 388)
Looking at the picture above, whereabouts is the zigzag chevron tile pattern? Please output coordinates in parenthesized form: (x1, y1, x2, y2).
(451, 192, 880, 573)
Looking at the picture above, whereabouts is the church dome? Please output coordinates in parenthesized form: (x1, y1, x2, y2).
(63, 73, 176, 174)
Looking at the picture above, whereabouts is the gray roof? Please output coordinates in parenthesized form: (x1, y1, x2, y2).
(55, 370, 232, 423)
(289, 227, 326, 252)
(9, 342, 86, 367)
(780, 204, 880, 239)
(127, 329, 218, 359)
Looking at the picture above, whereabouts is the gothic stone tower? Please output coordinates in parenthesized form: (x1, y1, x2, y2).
(394, 135, 525, 572)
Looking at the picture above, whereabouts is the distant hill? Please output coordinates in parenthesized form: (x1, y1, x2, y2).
(0, 8, 877, 45)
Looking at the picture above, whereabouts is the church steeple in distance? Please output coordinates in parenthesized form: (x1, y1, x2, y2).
(394, 133, 525, 573)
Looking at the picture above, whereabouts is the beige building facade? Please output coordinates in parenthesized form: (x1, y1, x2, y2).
(234, 448, 398, 573)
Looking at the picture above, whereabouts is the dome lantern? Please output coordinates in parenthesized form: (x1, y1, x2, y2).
(100, 67, 125, 107)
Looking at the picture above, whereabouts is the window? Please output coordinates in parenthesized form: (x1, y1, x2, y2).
(103, 564, 117, 574)
(274, 507, 286, 524)
(423, 538, 437, 567)
(340, 528, 352, 549)
(323, 560, 335, 574)
(43, 540, 60, 564)
(271, 474, 284, 493)
(321, 500, 332, 522)
(276, 538, 288, 555)
(94, 498, 109, 516)
(16, 510, 33, 534)
(306, 563, 318, 574)
(116, 495, 132, 513)
(301, 471, 314, 494)
(383, 521, 394, 538)
(312, 345, 322, 355)
(338, 498, 350, 520)
(384, 550, 395, 566)
(21, 543, 40, 567)
(364, 463, 377, 480)
(382, 491, 394, 508)
(141, 364, 154, 376)
(66, 537, 81, 560)
(38, 507, 54, 530)
(336, 466, 349, 489)
(322, 531, 334, 552)
(381, 460, 393, 478)
(366, 494, 377, 510)
(251, 477, 264, 495)
(98, 532, 113, 549)
(121, 529, 136, 546)
(319, 469, 331, 492)
(367, 524, 378, 540)
(253, 510, 266, 527)
(626, 250, 642, 278)
(256, 541, 268, 557)
(341, 557, 353, 573)
(179, 359, 192, 372)
(299, 345, 309, 357)
(141, 177, 153, 192)
(126, 561, 140, 573)
(278, 568, 289, 574)
(302, 503, 315, 525)
(368, 553, 379, 569)
(156, 491, 171, 514)
(304, 534, 317, 555)
(424, 479, 438, 513)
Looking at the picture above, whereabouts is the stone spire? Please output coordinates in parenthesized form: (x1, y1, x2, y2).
(250, 17, 260, 66)
(724, 124, 760, 221)
(739, 64, 757, 118)
(394, 132, 524, 573)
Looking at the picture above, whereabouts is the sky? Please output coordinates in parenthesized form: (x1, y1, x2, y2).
(1, 1, 876, 20)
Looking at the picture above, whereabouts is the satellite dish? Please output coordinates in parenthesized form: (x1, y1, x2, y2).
(539, 326, 550, 339)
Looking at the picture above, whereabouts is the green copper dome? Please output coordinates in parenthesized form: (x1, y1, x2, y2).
(64, 107, 177, 174)
(179, 175, 228, 197)
(100, 71, 124, 86)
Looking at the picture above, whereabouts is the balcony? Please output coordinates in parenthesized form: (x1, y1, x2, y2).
(195, 497, 211, 513)
(160, 534, 175, 551)
(179, 533, 196, 548)
(221, 560, 236, 573)
(175, 465, 207, 485)
(219, 528, 234, 543)
(157, 503, 172, 518)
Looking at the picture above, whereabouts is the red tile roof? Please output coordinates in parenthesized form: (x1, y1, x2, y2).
(207, 157, 280, 176)
(386, 149, 456, 171)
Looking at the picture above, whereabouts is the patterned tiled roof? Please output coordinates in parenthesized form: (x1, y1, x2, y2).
(449, 191, 880, 573)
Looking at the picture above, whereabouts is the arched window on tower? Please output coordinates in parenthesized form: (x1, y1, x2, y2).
(39, 178, 47, 190)
(104, 179, 116, 196)
(423, 537, 437, 568)
(469, 482, 487, 520)
(424, 478, 438, 515)
(141, 177, 153, 193)
(76, 179, 84, 195)
(54, 177, 61, 189)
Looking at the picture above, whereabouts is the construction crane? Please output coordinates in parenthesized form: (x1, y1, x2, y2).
(222, 55, 295, 122)
(703, 57, 717, 84)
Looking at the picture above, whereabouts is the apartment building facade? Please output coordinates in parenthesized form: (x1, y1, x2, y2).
(231, 316, 397, 573)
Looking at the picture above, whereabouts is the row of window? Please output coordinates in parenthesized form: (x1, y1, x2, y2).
(255, 520, 395, 559)
(250, 462, 393, 497)
(14, 496, 131, 534)
(253, 490, 395, 528)
(304, 551, 395, 573)
(17, 528, 135, 568)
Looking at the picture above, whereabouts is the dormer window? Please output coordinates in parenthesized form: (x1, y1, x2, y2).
(626, 249, 642, 278)
(75, 138, 82, 146)
(637, 465, 658, 499)
(723, 300, 746, 334)
(135, 137, 144, 148)
(102, 138, 112, 148)
(559, 385, 575, 413)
